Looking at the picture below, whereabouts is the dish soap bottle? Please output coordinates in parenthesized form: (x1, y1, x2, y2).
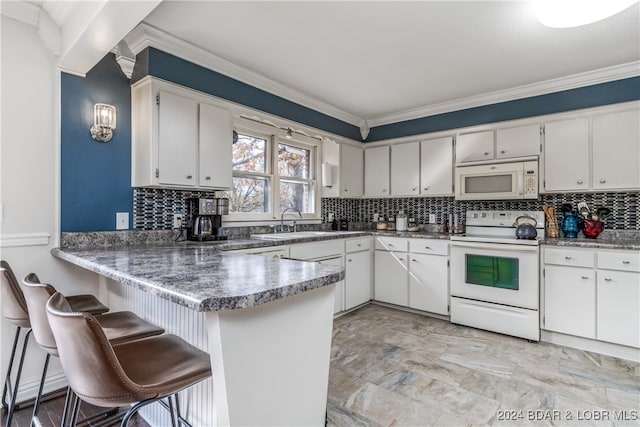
(396, 210, 407, 231)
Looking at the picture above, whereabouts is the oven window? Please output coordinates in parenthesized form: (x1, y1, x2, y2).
(465, 254, 519, 290)
(464, 174, 513, 194)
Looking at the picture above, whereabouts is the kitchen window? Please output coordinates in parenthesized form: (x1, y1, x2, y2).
(227, 123, 320, 221)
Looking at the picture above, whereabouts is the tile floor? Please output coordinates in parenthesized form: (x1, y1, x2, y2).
(327, 304, 640, 427)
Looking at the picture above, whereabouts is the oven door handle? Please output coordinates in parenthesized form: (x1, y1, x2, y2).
(450, 241, 539, 252)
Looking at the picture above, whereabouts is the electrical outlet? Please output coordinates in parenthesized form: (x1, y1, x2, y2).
(372, 213, 379, 222)
(429, 214, 436, 224)
(116, 212, 129, 230)
(173, 214, 183, 229)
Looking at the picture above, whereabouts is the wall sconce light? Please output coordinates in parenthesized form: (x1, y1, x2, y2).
(285, 127, 293, 139)
(90, 103, 116, 142)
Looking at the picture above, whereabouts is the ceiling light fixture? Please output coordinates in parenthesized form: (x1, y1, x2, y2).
(536, 0, 638, 28)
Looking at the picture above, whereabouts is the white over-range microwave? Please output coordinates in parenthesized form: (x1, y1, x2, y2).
(454, 160, 539, 200)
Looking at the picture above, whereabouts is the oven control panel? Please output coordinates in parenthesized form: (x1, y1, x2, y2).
(466, 210, 545, 228)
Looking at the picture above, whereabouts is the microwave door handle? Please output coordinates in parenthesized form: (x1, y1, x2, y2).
(516, 173, 523, 195)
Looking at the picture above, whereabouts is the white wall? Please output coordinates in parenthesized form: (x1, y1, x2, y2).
(1, 15, 100, 401)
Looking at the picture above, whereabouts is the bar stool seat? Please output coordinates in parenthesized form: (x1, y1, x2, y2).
(1, 261, 108, 427)
(21, 273, 164, 426)
(47, 292, 211, 427)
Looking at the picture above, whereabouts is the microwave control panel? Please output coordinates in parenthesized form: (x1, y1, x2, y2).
(523, 160, 538, 198)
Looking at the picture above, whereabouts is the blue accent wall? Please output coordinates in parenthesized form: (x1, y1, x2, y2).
(133, 48, 363, 141)
(366, 77, 640, 141)
(61, 54, 132, 232)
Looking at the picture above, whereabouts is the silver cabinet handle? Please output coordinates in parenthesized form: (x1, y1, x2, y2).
(412, 187, 417, 191)
(604, 278, 612, 282)
(424, 186, 430, 191)
(577, 180, 583, 185)
(412, 258, 418, 262)
(348, 258, 352, 262)
(565, 256, 572, 260)
(382, 189, 387, 193)
(357, 244, 362, 247)
(187, 175, 193, 179)
(388, 244, 394, 247)
(581, 276, 589, 280)
(425, 246, 431, 250)
(500, 150, 506, 154)
(205, 176, 211, 180)
(344, 188, 348, 192)
(622, 260, 631, 264)
(484, 152, 490, 156)
(398, 258, 405, 261)
(599, 179, 606, 184)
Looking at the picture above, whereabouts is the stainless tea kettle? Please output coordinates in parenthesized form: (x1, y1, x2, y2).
(513, 215, 538, 240)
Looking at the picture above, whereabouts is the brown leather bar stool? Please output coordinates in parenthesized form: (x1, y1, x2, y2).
(0, 261, 109, 427)
(21, 274, 165, 427)
(46, 292, 212, 427)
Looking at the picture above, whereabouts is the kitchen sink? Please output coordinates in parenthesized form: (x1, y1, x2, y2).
(250, 231, 361, 240)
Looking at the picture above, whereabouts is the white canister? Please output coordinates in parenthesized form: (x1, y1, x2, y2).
(396, 210, 407, 231)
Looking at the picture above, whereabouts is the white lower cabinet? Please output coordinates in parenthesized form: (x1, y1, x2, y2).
(374, 237, 449, 314)
(345, 238, 372, 310)
(543, 264, 596, 339)
(409, 253, 449, 315)
(543, 247, 640, 349)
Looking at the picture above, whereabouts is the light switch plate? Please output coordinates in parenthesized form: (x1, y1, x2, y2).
(429, 214, 436, 224)
(116, 212, 129, 230)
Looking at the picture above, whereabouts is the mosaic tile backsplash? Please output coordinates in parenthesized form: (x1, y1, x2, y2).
(134, 188, 639, 230)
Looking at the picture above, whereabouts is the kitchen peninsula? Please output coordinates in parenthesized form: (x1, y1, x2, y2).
(51, 242, 345, 426)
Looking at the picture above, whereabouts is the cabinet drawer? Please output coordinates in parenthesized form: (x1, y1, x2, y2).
(290, 240, 343, 260)
(346, 237, 371, 253)
(409, 239, 448, 256)
(597, 250, 640, 272)
(544, 248, 594, 268)
(375, 237, 408, 252)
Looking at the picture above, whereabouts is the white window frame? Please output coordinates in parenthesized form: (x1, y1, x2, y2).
(226, 119, 321, 223)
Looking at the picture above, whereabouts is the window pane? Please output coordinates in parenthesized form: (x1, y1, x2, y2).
(233, 134, 267, 173)
(227, 176, 269, 213)
(278, 143, 310, 179)
(280, 180, 313, 213)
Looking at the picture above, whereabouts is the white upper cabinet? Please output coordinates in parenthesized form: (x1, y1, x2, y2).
(420, 137, 453, 196)
(543, 118, 590, 192)
(455, 130, 494, 163)
(365, 146, 390, 197)
(132, 78, 232, 190)
(199, 103, 232, 189)
(496, 124, 541, 159)
(391, 141, 420, 196)
(157, 91, 199, 187)
(592, 109, 640, 190)
(340, 144, 363, 197)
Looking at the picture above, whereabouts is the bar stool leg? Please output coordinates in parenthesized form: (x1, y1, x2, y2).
(60, 387, 73, 427)
(2, 326, 22, 411)
(30, 353, 50, 426)
(3, 328, 32, 427)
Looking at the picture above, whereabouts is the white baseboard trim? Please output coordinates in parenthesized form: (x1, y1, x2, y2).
(541, 330, 640, 363)
(0, 232, 50, 248)
(14, 369, 68, 403)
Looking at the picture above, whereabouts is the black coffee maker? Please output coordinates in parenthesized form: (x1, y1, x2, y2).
(187, 198, 229, 241)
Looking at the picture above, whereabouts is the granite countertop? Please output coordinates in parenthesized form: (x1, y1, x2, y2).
(51, 243, 344, 312)
(541, 238, 640, 250)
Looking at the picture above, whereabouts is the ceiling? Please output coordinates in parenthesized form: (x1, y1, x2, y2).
(140, 1, 639, 127)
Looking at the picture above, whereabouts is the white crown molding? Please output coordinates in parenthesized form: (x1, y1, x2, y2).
(0, 0, 40, 27)
(124, 23, 366, 129)
(0, 232, 50, 248)
(368, 61, 640, 128)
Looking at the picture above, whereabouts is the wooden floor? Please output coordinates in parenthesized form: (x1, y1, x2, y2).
(1, 392, 149, 427)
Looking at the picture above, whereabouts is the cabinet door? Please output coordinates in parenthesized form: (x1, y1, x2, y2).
(496, 124, 541, 159)
(543, 265, 595, 339)
(391, 142, 420, 196)
(158, 91, 198, 186)
(199, 103, 232, 189)
(597, 270, 640, 348)
(409, 253, 448, 315)
(316, 257, 344, 314)
(365, 146, 390, 197)
(543, 118, 589, 192)
(340, 144, 363, 197)
(420, 137, 453, 196)
(345, 250, 371, 310)
(374, 251, 408, 306)
(592, 109, 640, 190)
(456, 131, 494, 163)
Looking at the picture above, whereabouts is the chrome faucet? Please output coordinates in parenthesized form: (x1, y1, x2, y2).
(280, 207, 302, 232)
